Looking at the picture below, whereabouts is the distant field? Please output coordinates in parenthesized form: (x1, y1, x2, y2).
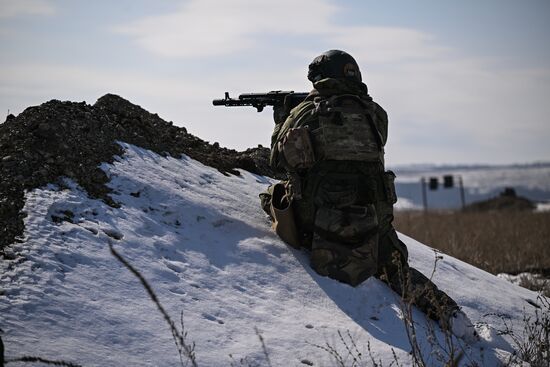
(393, 210, 550, 276)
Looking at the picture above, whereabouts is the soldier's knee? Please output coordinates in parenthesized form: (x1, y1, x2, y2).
(310, 241, 374, 287)
(311, 257, 369, 287)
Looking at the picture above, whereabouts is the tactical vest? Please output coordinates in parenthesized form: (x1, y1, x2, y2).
(276, 93, 398, 284)
(280, 94, 385, 170)
(311, 94, 384, 163)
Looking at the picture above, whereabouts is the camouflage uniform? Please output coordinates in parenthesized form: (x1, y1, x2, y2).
(263, 73, 460, 323)
(269, 77, 403, 284)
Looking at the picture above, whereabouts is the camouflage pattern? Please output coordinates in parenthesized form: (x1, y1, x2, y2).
(269, 78, 399, 282)
(385, 265, 460, 324)
(264, 75, 459, 323)
(311, 232, 378, 286)
(279, 127, 315, 170)
(270, 78, 388, 169)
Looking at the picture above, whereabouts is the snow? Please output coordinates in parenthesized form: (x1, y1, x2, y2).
(536, 202, 550, 212)
(394, 197, 420, 211)
(1, 143, 543, 366)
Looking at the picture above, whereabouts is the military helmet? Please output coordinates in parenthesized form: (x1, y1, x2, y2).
(307, 50, 362, 83)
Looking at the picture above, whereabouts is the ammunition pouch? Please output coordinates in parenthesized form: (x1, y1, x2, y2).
(314, 204, 378, 245)
(269, 182, 301, 249)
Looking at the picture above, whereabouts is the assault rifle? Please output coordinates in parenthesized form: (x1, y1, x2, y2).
(212, 90, 308, 123)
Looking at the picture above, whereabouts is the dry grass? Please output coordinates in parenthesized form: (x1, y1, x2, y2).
(393, 210, 550, 276)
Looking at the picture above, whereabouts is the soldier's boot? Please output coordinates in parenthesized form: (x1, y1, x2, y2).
(386, 266, 479, 344)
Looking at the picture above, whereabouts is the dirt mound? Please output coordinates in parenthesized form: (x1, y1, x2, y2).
(0, 94, 282, 255)
(464, 187, 535, 212)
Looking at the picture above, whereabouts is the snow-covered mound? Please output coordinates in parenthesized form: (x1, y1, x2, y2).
(1, 143, 543, 366)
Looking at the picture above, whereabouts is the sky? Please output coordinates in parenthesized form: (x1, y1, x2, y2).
(1, 0, 549, 165)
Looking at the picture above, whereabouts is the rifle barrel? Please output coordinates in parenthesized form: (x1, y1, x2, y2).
(212, 91, 309, 110)
(212, 99, 245, 106)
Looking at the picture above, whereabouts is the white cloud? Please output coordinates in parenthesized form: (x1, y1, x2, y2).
(326, 26, 450, 64)
(113, 0, 449, 65)
(0, 0, 55, 18)
(113, 0, 337, 58)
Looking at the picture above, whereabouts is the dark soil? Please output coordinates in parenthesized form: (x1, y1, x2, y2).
(0, 94, 282, 256)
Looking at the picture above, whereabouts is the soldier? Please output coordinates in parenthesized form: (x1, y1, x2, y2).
(261, 50, 477, 342)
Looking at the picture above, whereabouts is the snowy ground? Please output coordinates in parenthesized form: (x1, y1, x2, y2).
(536, 202, 550, 212)
(1, 143, 544, 366)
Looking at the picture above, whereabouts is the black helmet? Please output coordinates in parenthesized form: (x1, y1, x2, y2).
(307, 50, 362, 83)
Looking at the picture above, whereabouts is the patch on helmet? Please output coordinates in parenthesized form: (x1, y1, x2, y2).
(343, 63, 358, 77)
